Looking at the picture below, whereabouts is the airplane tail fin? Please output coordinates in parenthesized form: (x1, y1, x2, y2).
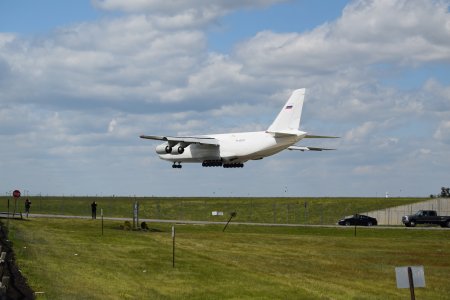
(267, 88, 305, 134)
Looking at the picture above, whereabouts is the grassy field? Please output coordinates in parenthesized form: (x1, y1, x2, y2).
(7, 217, 450, 299)
(0, 196, 426, 225)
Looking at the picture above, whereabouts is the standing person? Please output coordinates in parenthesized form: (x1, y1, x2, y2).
(91, 201, 97, 219)
(25, 198, 31, 218)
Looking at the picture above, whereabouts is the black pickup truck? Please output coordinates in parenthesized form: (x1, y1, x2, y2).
(402, 210, 450, 227)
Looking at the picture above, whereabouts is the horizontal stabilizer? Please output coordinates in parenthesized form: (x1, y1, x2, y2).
(305, 134, 340, 139)
(267, 130, 305, 137)
(288, 146, 336, 151)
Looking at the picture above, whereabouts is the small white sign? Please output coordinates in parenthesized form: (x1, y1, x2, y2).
(395, 266, 425, 288)
(211, 211, 224, 216)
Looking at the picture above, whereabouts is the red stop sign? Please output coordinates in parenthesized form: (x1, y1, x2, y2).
(13, 190, 21, 198)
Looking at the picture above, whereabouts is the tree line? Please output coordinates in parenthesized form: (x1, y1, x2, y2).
(430, 187, 450, 198)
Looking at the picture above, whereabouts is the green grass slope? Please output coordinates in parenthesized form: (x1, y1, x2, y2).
(8, 218, 450, 299)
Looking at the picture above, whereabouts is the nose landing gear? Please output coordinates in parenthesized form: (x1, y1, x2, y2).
(172, 162, 182, 169)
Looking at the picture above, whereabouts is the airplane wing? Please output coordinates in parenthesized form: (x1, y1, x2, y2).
(139, 135, 220, 146)
(288, 146, 336, 151)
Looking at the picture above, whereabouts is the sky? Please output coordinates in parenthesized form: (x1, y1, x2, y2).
(1, 0, 450, 197)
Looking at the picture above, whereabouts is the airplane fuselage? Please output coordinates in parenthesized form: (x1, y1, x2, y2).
(157, 131, 306, 164)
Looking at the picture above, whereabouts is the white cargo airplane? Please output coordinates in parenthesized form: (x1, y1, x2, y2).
(140, 88, 337, 168)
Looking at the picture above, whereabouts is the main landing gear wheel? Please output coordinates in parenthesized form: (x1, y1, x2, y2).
(223, 163, 244, 168)
(172, 162, 182, 169)
(202, 160, 223, 167)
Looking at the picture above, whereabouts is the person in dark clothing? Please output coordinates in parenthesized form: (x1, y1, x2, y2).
(25, 198, 31, 217)
(91, 201, 97, 219)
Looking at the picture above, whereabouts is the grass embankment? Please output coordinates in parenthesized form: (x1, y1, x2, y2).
(8, 218, 450, 299)
(0, 197, 425, 225)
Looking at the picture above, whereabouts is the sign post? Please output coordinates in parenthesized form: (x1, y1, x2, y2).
(222, 212, 237, 232)
(133, 200, 139, 230)
(407, 267, 415, 300)
(12, 190, 21, 217)
(395, 266, 425, 300)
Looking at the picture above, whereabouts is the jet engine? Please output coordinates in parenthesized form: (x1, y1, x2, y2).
(156, 143, 172, 154)
(155, 143, 185, 155)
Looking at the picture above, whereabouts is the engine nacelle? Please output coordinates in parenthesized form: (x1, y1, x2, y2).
(156, 143, 185, 155)
(156, 143, 172, 154)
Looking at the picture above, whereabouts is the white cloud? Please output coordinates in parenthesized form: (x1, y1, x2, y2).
(93, 0, 286, 14)
(434, 121, 450, 143)
(92, 0, 287, 30)
(0, 15, 208, 107)
(423, 79, 450, 113)
(1, 0, 450, 196)
(345, 121, 377, 142)
(235, 0, 450, 75)
(108, 119, 117, 133)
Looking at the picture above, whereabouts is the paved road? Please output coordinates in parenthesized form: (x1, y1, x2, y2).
(21, 213, 450, 230)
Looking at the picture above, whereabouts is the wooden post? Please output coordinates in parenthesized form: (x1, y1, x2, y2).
(6, 199, 9, 229)
(136, 201, 139, 229)
(101, 209, 104, 236)
(408, 266, 415, 300)
(304, 201, 308, 224)
(132, 201, 136, 229)
(286, 204, 290, 224)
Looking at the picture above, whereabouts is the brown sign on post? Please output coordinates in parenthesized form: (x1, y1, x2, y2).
(12, 190, 21, 198)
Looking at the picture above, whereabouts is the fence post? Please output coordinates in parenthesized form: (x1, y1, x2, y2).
(273, 203, 276, 224)
(287, 204, 290, 224)
(250, 199, 253, 222)
(320, 206, 323, 225)
(304, 202, 308, 225)
(293, 203, 296, 224)
(157, 199, 161, 219)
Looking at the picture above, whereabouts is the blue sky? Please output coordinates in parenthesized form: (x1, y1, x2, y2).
(0, 1, 103, 33)
(207, 0, 350, 52)
(1, 0, 450, 197)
